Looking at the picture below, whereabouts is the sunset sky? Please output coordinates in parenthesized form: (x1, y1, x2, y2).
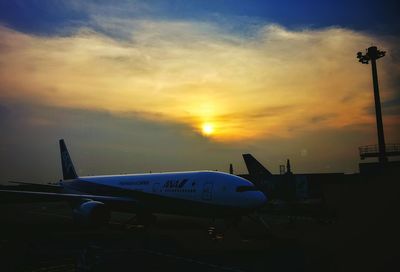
(0, 0, 399, 182)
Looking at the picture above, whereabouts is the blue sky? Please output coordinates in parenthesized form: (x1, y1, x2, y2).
(1, 0, 399, 35)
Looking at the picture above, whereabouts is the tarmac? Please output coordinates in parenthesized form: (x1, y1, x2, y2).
(0, 173, 399, 271)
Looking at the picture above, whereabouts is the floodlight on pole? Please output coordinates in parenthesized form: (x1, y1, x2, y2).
(356, 46, 387, 163)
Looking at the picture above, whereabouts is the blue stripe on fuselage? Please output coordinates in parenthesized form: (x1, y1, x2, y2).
(62, 179, 254, 217)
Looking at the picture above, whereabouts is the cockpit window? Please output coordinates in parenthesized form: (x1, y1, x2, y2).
(236, 185, 258, 192)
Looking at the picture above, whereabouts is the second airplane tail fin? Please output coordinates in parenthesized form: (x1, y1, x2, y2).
(59, 139, 78, 180)
(242, 154, 272, 177)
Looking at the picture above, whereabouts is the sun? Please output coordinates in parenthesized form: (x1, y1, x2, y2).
(202, 123, 214, 136)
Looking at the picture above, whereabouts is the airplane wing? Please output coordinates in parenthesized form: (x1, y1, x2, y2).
(5, 181, 63, 193)
(8, 181, 62, 187)
(0, 189, 135, 205)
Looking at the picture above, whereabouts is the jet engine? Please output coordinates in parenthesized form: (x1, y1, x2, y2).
(73, 200, 110, 227)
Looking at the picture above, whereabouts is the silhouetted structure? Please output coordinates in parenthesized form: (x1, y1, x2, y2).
(286, 159, 292, 174)
(357, 46, 387, 163)
(359, 144, 400, 160)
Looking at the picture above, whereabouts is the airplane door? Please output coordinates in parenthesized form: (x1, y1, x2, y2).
(202, 183, 213, 201)
(152, 183, 160, 193)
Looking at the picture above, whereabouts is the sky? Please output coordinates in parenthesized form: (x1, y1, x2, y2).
(0, 0, 399, 182)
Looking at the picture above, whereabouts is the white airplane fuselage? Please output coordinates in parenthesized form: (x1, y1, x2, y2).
(62, 171, 267, 217)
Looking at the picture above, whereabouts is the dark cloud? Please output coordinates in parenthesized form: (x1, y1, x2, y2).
(0, 102, 246, 183)
(340, 94, 356, 103)
(382, 97, 400, 116)
(364, 96, 400, 117)
(310, 113, 337, 124)
(245, 105, 295, 120)
(1, 100, 398, 184)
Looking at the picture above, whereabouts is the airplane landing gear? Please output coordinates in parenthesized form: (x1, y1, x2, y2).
(207, 217, 242, 241)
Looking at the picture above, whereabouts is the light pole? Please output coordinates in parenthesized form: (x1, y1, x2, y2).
(357, 46, 387, 163)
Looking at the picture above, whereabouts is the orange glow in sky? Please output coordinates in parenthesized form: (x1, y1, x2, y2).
(0, 23, 399, 143)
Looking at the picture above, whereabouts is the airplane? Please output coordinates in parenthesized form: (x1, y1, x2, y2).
(234, 154, 340, 221)
(0, 140, 267, 227)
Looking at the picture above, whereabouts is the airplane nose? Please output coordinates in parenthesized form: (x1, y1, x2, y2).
(256, 191, 267, 206)
(246, 191, 267, 208)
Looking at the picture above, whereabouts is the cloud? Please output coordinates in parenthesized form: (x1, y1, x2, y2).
(0, 101, 252, 182)
(0, 20, 399, 142)
(0, 101, 381, 181)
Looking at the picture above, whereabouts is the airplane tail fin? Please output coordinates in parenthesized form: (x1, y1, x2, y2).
(59, 139, 78, 180)
(242, 154, 272, 177)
